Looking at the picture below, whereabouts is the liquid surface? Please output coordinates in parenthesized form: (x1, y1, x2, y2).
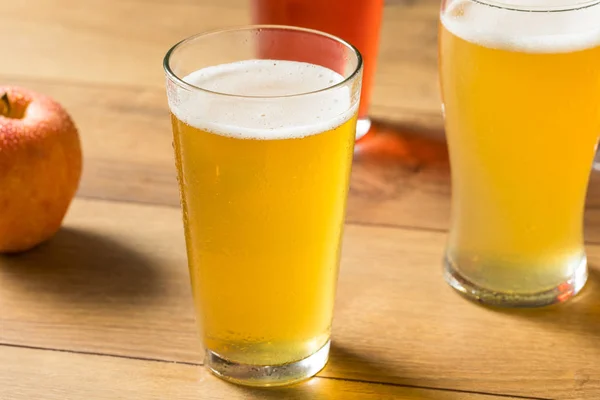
(440, 1, 600, 293)
(170, 60, 357, 365)
(170, 59, 356, 140)
(442, 0, 600, 52)
(252, 0, 383, 119)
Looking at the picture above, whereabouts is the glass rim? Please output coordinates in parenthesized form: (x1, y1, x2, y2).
(470, 0, 600, 12)
(163, 24, 363, 100)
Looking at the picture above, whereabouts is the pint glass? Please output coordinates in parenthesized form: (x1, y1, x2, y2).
(439, 0, 600, 306)
(163, 26, 362, 385)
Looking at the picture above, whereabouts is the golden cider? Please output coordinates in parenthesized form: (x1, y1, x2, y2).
(170, 59, 357, 365)
(439, 5, 600, 295)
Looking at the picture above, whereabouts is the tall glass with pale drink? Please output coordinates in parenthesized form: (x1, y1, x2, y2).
(163, 26, 362, 386)
(439, 0, 600, 306)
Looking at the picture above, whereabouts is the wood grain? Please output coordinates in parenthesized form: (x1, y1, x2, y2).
(0, 0, 442, 127)
(0, 346, 529, 400)
(6, 0, 600, 243)
(0, 76, 452, 229)
(1, 198, 598, 400)
(2, 1, 600, 399)
(4, 76, 600, 246)
(0, 0, 249, 88)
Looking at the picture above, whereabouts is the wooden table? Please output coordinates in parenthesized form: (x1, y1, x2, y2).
(1, 1, 599, 399)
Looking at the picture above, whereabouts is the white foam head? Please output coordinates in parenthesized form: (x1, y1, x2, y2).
(167, 60, 358, 140)
(441, 0, 600, 53)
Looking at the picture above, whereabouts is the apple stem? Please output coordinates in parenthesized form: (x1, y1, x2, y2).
(0, 93, 10, 117)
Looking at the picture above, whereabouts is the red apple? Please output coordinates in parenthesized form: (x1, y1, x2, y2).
(0, 86, 82, 253)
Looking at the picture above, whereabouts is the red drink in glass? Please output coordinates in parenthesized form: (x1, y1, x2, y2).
(252, 0, 384, 140)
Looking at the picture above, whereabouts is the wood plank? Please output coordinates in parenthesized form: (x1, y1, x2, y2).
(4, 76, 600, 244)
(372, 0, 442, 123)
(1, 198, 598, 399)
(0, 76, 452, 228)
(0, 346, 528, 400)
(0, 198, 195, 362)
(0, 0, 249, 88)
(0, 0, 443, 127)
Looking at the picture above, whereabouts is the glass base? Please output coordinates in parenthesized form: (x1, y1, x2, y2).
(356, 117, 371, 141)
(444, 255, 588, 308)
(204, 339, 330, 387)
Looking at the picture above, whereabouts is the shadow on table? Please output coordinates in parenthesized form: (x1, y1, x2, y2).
(327, 343, 444, 399)
(228, 378, 322, 400)
(231, 376, 441, 400)
(211, 343, 443, 400)
(484, 266, 600, 340)
(355, 119, 449, 169)
(327, 343, 409, 384)
(0, 227, 160, 305)
(348, 119, 451, 208)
